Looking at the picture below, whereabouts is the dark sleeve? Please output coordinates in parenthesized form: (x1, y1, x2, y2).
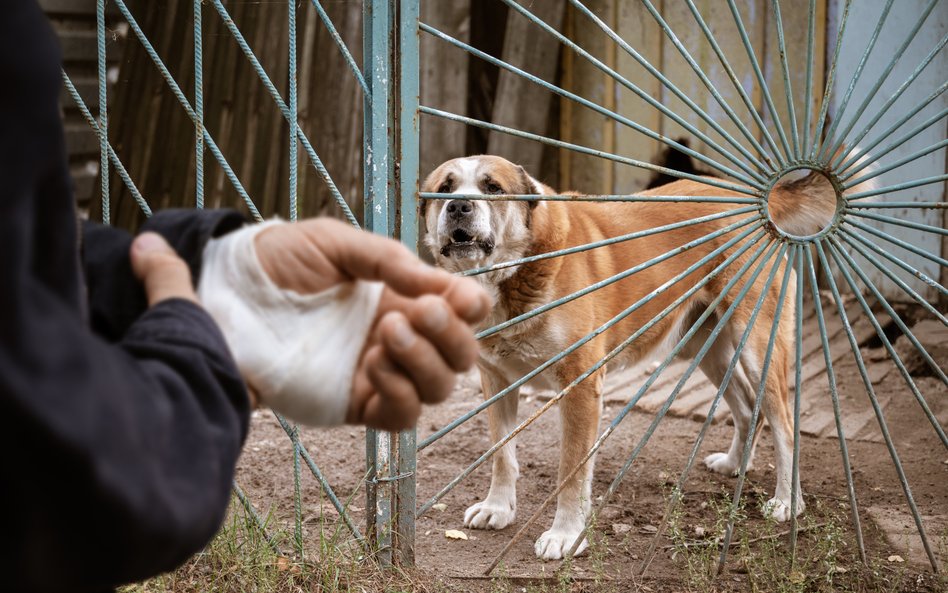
(2, 291, 251, 592)
(83, 209, 246, 341)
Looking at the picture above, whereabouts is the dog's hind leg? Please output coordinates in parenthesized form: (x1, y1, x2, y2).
(464, 364, 520, 530)
(534, 368, 603, 560)
(697, 325, 760, 477)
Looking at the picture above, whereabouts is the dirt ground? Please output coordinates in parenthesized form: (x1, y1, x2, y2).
(234, 303, 947, 592)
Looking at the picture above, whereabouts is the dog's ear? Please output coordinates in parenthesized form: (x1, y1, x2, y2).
(516, 165, 542, 210)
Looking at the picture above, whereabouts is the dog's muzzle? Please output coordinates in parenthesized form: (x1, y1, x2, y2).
(440, 200, 494, 258)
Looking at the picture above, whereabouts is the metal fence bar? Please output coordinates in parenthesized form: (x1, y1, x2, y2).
(770, 0, 800, 159)
(96, 0, 109, 223)
(273, 413, 367, 547)
(715, 241, 795, 572)
(419, 226, 768, 514)
(461, 207, 759, 278)
(841, 139, 948, 189)
(846, 208, 948, 237)
(837, 88, 948, 173)
(208, 0, 358, 227)
(565, 240, 788, 565)
(396, 0, 421, 565)
(639, 243, 801, 576)
(829, 31, 948, 169)
(62, 71, 152, 216)
(827, 237, 948, 447)
(788, 245, 804, 567)
(809, 0, 853, 161)
(723, 0, 793, 162)
(232, 481, 281, 554)
(683, 0, 784, 167)
(847, 201, 947, 210)
(364, 0, 394, 565)
(419, 22, 765, 187)
(846, 174, 948, 202)
(476, 217, 760, 341)
(111, 0, 262, 220)
(567, 0, 775, 174)
(420, 107, 762, 197)
(292, 425, 304, 558)
(420, 192, 760, 204)
(839, 228, 948, 304)
(815, 0, 894, 164)
(637, 0, 780, 169)
(844, 218, 948, 269)
(289, 0, 299, 221)
(803, 247, 867, 564)
(418, 219, 762, 452)
(820, 0, 940, 163)
(309, 0, 370, 97)
(802, 0, 817, 157)
(194, 0, 204, 209)
(814, 241, 939, 572)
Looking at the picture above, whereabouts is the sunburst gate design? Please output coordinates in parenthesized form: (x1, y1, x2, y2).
(411, 0, 947, 576)
(63, 0, 945, 578)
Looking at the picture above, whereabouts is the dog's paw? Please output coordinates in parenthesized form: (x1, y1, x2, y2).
(464, 500, 516, 530)
(535, 527, 588, 561)
(762, 497, 804, 522)
(703, 452, 747, 476)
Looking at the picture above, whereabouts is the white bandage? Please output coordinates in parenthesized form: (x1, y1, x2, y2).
(198, 221, 383, 426)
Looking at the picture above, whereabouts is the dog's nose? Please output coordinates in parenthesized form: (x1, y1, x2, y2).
(446, 199, 474, 219)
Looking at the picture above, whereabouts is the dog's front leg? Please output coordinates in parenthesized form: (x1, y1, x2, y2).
(535, 369, 603, 560)
(464, 364, 520, 530)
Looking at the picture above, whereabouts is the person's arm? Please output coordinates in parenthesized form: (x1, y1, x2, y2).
(82, 209, 246, 342)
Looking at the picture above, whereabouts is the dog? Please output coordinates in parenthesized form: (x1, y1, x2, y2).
(422, 154, 852, 560)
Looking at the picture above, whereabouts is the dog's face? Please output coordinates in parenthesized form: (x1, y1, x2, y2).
(422, 156, 544, 275)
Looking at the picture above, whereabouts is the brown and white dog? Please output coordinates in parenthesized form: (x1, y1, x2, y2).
(422, 155, 850, 560)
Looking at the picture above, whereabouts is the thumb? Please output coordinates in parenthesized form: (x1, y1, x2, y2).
(130, 232, 198, 307)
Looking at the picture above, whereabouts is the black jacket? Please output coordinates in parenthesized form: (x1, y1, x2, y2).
(2, 1, 252, 590)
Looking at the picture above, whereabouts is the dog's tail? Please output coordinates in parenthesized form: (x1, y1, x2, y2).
(769, 146, 879, 237)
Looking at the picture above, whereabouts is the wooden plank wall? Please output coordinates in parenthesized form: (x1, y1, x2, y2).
(562, 0, 827, 195)
(81, 0, 365, 230)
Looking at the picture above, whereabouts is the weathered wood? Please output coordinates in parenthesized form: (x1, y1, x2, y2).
(486, 0, 566, 178)
(420, 0, 471, 177)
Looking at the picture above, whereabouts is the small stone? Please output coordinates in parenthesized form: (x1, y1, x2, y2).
(612, 523, 633, 535)
(657, 470, 670, 484)
(444, 529, 468, 540)
(640, 524, 659, 534)
(887, 555, 905, 563)
(694, 526, 706, 537)
(432, 503, 447, 512)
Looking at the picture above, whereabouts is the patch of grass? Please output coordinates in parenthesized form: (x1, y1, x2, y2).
(119, 497, 431, 593)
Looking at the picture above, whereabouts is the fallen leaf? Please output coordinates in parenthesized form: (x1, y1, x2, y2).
(640, 524, 658, 534)
(833, 566, 849, 574)
(275, 556, 291, 571)
(431, 503, 447, 512)
(445, 529, 468, 540)
(887, 555, 905, 563)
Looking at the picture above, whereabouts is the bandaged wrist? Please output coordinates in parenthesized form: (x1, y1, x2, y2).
(197, 220, 383, 426)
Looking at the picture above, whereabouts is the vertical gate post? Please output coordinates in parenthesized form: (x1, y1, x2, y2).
(364, 0, 419, 567)
(395, 0, 420, 567)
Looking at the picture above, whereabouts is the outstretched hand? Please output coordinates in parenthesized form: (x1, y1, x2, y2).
(253, 218, 491, 431)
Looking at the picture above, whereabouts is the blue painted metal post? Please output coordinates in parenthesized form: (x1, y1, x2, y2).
(364, 0, 395, 566)
(396, 0, 420, 567)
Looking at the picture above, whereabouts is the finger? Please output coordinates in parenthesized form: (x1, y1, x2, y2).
(440, 276, 493, 325)
(130, 232, 198, 307)
(361, 347, 422, 432)
(378, 311, 457, 404)
(310, 218, 458, 297)
(404, 295, 479, 372)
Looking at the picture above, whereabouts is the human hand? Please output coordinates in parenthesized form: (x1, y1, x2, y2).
(130, 232, 199, 307)
(253, 218, 491, 431)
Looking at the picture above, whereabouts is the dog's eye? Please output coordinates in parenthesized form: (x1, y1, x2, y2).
(486, 182, 503, 194)
(437, 181, 452, 194)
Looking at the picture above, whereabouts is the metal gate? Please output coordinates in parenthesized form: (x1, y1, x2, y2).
(62, 0, 946, 580)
